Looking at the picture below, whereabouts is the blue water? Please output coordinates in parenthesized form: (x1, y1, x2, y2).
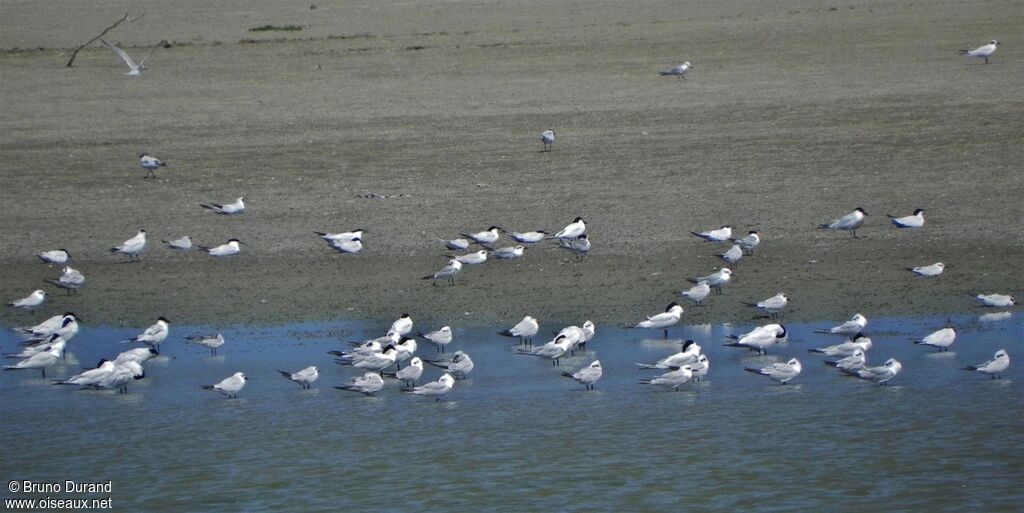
(1, 313, 1021, 512)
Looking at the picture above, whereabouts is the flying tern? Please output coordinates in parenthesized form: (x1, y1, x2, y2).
(100, 38, 158, 76)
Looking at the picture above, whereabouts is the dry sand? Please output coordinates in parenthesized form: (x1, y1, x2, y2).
(1, 0, 1021, 329)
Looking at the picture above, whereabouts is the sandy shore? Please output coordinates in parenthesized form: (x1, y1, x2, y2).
(1, 0, 1021, 329)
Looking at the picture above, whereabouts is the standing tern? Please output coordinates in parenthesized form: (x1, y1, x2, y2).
(959, 40, 1000, 64)
(137, 153, 167, 178)
(561, 360, 602, 390)
(110, 230, 147, 262)
(203, 372, 247, 398)
(21, 316, 79, 346)
(278, 366, 319, 389)
(391, 314, 414, 337)
(809, 333, 873, 356)
(122, 317, 171, 353)
(639, 365, 693, 390)
(100, 38, 158, 76)
(691, 225, 732, 243)
(819, 208, 868, 238)
(553, 217, 586, 240)
(745, 358, 802, 384)
(743, 293, 788, 319)
(730, 231, 761, 255)
(163, 236, 192, 250)
(185, 334, 225, 355)
(499, 316, 539, 346)
(5, 336, 65, 359)
(8, 289, 46, 309)
(913, 327, 956, 351)
(425, 351, 475, 379)
(16, 312, 78, 338)
(460, 227, 501, 246)
(678, 281, 711, 306)
(99, 361, 145, 393)
(659, 62, 692, 80)
(417, 326, 453, 353)
(888, 209, 925, 228)
(689, 354, 710, 381)
(402, 373, 455, 401)
(636, 340, 702, 369)
(335, 346, 398, 372)
(114, 347, 159, 365)
(540, 129, 555, 151)
(688, 268, 731, 294)
(200, 239, 243, 257)
(334, 372, 385, 396)
(45, 266, 85, 295)
(200, 197, 246, 215)
(854, 358, 902, 385)
(423, 259, 462, 285)
(37, 249, 72, 264)
(3, 344, 63, 377)
(725, 324, 788, 354)
(718, 244, 743, 266)
(558, 234, 591, 261)
(517, 335, 572, 365)
(816, 313, 867, 336)
(449, 249, 488, 265)
(823, 349, 867, 374)
(55, 360, 116, 388)
(630, 302, 684, 338)
(384, 357, 423, 386)
(962, 350, 1009, 379)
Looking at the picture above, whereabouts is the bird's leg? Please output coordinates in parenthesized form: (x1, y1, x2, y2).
(663, 329, 668, 339)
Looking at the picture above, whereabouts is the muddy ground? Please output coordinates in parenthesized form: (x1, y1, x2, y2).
(1, 0, 1021, 330)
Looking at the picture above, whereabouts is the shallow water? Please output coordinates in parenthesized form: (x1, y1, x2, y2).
(1, 313, 1021, 512)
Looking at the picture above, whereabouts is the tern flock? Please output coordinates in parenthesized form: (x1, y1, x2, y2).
(2, 39, 1015, 399)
